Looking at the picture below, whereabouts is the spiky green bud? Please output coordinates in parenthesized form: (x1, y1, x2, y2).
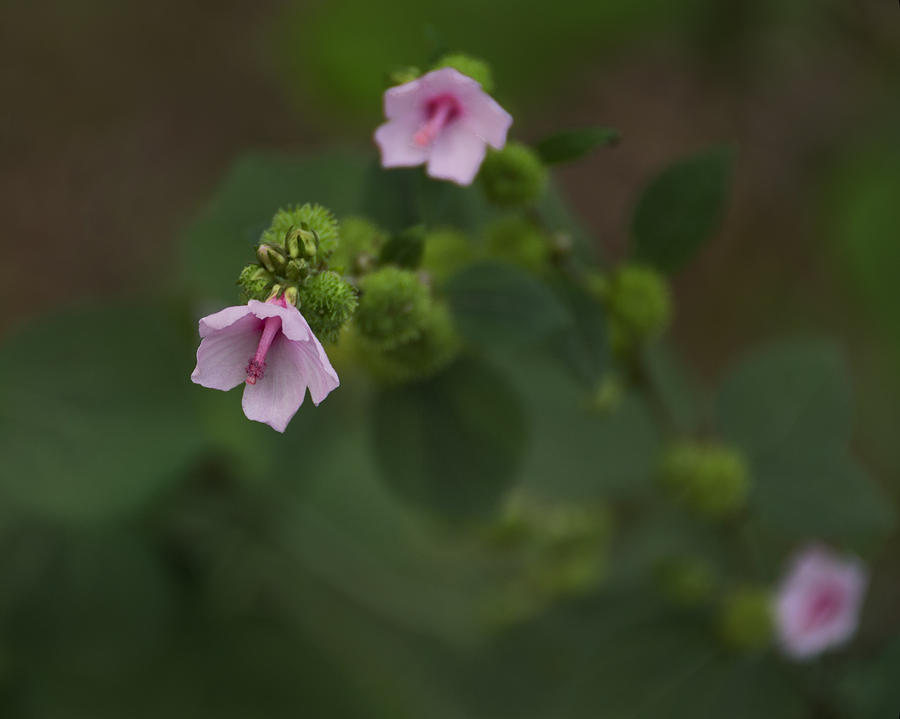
(479, 142, 547, 207)
(355, 267, 431, 349)
(659, 442, 750, 519)
(284, 258, 309, 282)
(237, 264, 274, 303)
(431, 53, 494, 93)
(604, 264, 672, 352)
(296, 271, 358, 344)
(718, 587, 773, 651)
(483, 216, 549, 272)
(421, 228, 476, 284)
(260, 204, 339, 261)
(352, 302, 461, 385)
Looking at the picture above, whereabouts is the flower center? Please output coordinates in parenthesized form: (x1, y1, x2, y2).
(801, 582, 845, 631)
(245, 314, 282, 385)
(413, 95, 460, 147)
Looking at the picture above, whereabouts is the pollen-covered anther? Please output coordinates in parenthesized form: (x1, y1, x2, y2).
(245, 358, 266, 384)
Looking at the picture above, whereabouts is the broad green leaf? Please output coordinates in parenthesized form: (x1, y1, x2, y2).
(371, 358, 527, 520)
(360, 162, 421, 232)
(536, 126, 620, 165)
(838, 635, 900, 719)
(444, 261, 571, 349)
(546, 281, 609, 387)
(631, 146, 733, 272)
(182, 151, 369, 303)
(0, 303, 204, 523)
(716, 340, 852, 461)
(642, 343, 705, 433)
(751, 451, 895, 548)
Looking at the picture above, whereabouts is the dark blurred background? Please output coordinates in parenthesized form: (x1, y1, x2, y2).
(1, 0, 899, 715)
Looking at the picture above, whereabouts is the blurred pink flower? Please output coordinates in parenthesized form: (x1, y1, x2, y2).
(191, 297, 339, 432)
(374, 67, 512, 186)
(773, 545, 867, 660)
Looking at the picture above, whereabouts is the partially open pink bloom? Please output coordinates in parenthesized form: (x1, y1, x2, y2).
(374, 67, 512, 186)
(773, 545, 867, 660)
(191, 298, 339, 433)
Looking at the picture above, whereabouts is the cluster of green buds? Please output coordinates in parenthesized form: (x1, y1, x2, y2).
(659, 441, 751, 519)
(237, 204, 358, 343)
(481, 492, 613, 626)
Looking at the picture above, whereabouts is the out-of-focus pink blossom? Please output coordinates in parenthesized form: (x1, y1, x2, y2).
(191, 297, 338, 432)
(374, 67, 512, 186)
(773, 545, 867, 660)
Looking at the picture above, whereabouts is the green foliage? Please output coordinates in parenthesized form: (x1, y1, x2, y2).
(379, 225, 426, 269)
(536, 126, 621, 165)
(655, 556, 717, 606)
(717, 588, 773, 651)
(261, 203, 340, 260)
(479, 143, 547, 208)
(0, 303, 203, 522)
(483, 216, 549, 272)
(356, 267, 432, 349)
(421, 227, 476, 285)
(332, 216, 386, 273)
(297, 270, 359, 343)
(602, 264, 672, 351)
(431, 53, 494, 92)
(371, 358, 527, 520)
(237, 263, 273, 302)
(660, 442, 750, 519)
(631, 146, 733, 272)
(444, 261, 570, 349)
(838, 636, 900, 719)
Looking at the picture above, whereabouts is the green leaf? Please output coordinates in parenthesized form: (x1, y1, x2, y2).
(642, 344, 705, 433)
(444, 261, 571, 349)
(751, 451, 895, 548)
(716, 340, 852, 461)
(838, 635, 900, 719)
(0, 303, 204, 523)
(182, 151, 369, 303)
(371, 358, 528, 520)
(546, 281, 609, 387)
(535, 126, 620, 165)
(631, 146, 733, 272)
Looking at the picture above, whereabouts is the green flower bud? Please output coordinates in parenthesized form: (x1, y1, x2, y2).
(655, 556, 717, 607)
(283, 285, 300, 307)
(285, 258, 309, 282)
(260, 204, 339, 260)
(387, 66, 421, 87)
(659, 442, 750, 519)
(355, 267, 431, 349)
(286, 227, 318, 260)
(297, 271, 359, 344)
(332, 217, 386, 275)
(352, 302, 461, 385)
(483, 216, 549, 273)
(605, 264, 672, 350)
(431, 53, 494, 93)
(237, 263, 274, 302)
(479, 142, 547, 208)
(718, 587, 773, 651)
(421, 228, 475, 285)
(257, 243, 286, 274)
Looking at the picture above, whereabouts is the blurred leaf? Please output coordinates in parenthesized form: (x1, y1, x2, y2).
(371, 358, 527, 520)
(444, 261, 571, 348)
(546, 281, 609, 387)
(536, 127, 620, 165)
(507, 352, 659, 499)
(751, 451, 895, 547)
(361, 162, 421, 232)
(642, 344, 704, 433)
(838, 635, 900, 719)
(182, 151, 369, 303)
(0, 304, 203, 523)
(716, 340, 852, 461)
(379, 225, 426, 268)
(631, 146, 733, 272)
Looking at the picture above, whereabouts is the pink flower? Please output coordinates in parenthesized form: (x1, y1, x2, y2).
(374, 67, 512, 186)
(773, 545, 867, 660)
(191, 297, 339, 433)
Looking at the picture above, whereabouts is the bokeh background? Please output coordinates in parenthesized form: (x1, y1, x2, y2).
(1, 0, 899, 716)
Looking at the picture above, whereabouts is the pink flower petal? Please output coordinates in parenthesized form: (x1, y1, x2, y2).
(246, 300, 312, 343)
(375, 118, 430, 168)
(198, 304, 255, 338)
(384, 78, 427, 121)
(241, 335, 308, 433)
(462, 93, 513, 149)
(290, 338, 340, 406)
(426, 123, 487, 185)
(191, 313, 261, 391)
